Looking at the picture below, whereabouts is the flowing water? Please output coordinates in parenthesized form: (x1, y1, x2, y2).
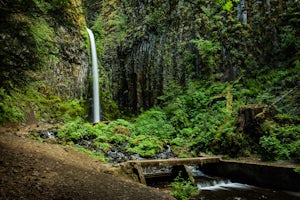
(191, 166, 300, 200)
(86, 28, 101, 123)
(197, 180, 300, 200)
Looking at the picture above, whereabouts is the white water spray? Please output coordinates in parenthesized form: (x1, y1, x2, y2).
(197, 180, 250, 191)
(87, 28, 100, 123)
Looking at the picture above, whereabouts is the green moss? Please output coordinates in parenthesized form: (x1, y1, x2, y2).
(72, 145, 108, 162)
(92, 142, 111, 153)
(0, 88, 25, 124)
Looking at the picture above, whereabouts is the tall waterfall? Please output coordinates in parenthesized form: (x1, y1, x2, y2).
(87, 28, 101, 123)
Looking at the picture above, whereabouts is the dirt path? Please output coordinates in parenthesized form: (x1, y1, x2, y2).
(0, 131, 174, 200)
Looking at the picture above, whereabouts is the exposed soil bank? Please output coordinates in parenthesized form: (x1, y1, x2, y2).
(0, 131, 174, 200)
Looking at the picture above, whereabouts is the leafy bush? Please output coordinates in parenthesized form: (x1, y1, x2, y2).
(55, 99, 87, 122)
(127, 135, 164, 157)
(110, 134, 129, 145)
(189, 131, 214, 154)
(290, 141, 300, 163)
(171, 175, 199, 200)
(259, 135, 290, 161)
(92, 141, 111, 153)
(274, 113, 299, 124)
(108, 119, 135, 134)
(57, 118, 100, 143)
(191, 38, 220, 71)
(134, 108, 175, 139)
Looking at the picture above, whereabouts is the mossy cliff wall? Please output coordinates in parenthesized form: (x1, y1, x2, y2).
(0, 0, 90, 123)
(86, 0, 299, 114)
(0, 0, 88, 99)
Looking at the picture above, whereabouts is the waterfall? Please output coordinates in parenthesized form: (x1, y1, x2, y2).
(87, 28, 101, 123)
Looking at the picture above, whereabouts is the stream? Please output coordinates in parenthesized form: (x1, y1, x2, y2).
(146, 165, 300, 199)
(195, 176, 300, 200)
(192, 165, 300, 200)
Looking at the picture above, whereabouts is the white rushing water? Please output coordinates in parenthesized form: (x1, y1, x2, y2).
(87, 28, 100, 123)
(197, 180, 251, 191)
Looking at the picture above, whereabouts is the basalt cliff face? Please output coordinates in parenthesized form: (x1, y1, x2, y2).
(0, 0, 88, 99)
(86, 0, 299, 113)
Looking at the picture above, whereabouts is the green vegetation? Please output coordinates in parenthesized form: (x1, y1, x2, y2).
(134, 109, 175, 140)
(72, 145, 108, 162)
(171, 174, 199, 200)
(0, 88, 26, 123)
(1, 0, 299, 165)
(56, 116, 166, 159)
(294, 168, 300, 175)
(127, 135, 164, 157)
(0, 83, 87, 124)
(0, 0, 89, 124)
(53, 63, 299, 163)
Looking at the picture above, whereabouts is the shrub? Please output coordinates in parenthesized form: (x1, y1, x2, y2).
(108, 119, 135, 134)
(110, 134, 129, 145)
(171, 175, 199, 200)
(189, 131, 214, 154)
(55, 99, 87, 122)
(134, 108, 175, 139)
(92, 141, 111, 153)
(259, 135, 290, 161)
(127, 135, 164, 157)
(290, 141, 300, 163)
(57, 118, 100, 142)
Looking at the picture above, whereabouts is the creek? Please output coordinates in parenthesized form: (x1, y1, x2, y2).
(147, 165, 300, 200)
(192, 166, 300, 200)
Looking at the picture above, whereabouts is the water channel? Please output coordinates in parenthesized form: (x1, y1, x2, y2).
(195, 171, 300, 200)
(146, 165, 300, 200)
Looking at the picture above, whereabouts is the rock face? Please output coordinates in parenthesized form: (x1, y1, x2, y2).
(48, 25, 89, 99)
(89, 0, 299, 113)
(0, 0, 89, 99)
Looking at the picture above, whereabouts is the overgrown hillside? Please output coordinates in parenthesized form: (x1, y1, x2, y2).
(0, 0, 89, 124)
(57, 71, 300, 163)
(86, 0, 299, 116)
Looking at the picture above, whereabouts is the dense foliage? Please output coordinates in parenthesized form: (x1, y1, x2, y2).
(55, 62, 299, 162)
(88, 0, 300, 113)
(171, 174, 199, 200)
(0, 0, 89, 124)
(79, 0, 300, 163)
(1, 0, 299, 165)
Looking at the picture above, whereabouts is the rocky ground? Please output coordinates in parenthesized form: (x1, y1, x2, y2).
(0, 124, 175, 200)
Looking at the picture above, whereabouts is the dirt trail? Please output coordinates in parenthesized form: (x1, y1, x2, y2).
(0, 130, 174, 200)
